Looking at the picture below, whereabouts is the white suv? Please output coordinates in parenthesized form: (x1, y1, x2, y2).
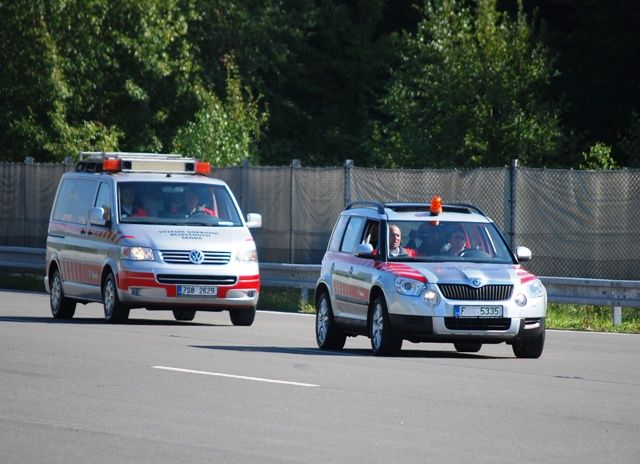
(315, 197, 547, 357)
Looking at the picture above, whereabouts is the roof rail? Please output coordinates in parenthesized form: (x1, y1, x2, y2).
(345, 201, 386, 214)
(446, 203, 488, 216)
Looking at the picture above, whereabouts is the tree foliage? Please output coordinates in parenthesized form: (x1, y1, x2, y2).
(377, 0, 561, 168)
(172, 59, 267, 165)
(0, 0, 638, 169)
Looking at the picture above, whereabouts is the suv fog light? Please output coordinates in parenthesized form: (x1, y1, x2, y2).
(423, 290, 440, 306)
(515, 293, 527, 306)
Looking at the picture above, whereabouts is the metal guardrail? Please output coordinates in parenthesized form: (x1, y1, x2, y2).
(1, 246, 638, 324)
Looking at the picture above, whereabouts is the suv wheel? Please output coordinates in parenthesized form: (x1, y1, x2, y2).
(229, 308, 255, 326)
(512, 329, 545, 359)
(103, 272, 130, 323)
(315, 290, 346, 350)
(369, 294, 402, 356)
(50, 269, 76, 319)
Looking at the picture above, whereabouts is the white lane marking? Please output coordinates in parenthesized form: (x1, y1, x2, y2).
(153, 366, 319, 387)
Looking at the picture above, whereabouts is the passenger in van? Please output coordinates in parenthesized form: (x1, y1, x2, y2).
(186, 191, 216, 217)
(121, 186, 148, 217)
(389, 224, 416, 258)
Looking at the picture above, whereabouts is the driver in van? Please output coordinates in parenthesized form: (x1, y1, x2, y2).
(186, 191, 216, 217)
(120, 186, 147, 217)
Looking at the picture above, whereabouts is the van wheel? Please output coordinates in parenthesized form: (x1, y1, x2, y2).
(50, 269, 76, 319)
(512, 330, 545, 359)
(229, 308, 255, 326)
(454, 342, 482, 353)
(369, 294, 402, 356)
(173, 309, 196, 321)
(315, 290, 346, 350)
(103, 272, 130, 323)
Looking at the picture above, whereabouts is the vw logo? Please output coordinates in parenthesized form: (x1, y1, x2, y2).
(471, 279, 482, 288)
(188, 249, 205, 264)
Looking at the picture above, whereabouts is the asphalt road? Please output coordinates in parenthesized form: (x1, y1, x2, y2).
(1, 290, 639, 464)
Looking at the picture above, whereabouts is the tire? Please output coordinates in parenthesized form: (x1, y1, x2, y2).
(50, 269, 76, 319)
(369, 294, 402, 356)
(103, 272, 130, 323)
(229, 307, 255, 326)
(173, 309, 196, 321)
(454, 342, 482, 353)
(512, 329, 545, 359)
(315, 290, 346, 350)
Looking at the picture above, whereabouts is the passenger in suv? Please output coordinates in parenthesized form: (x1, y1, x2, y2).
(315, 198, 547, 358)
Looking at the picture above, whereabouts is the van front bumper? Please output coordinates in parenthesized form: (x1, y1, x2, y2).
(116, 270, 260, 310)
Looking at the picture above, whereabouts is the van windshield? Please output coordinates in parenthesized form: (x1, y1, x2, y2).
(118, 182, 243, 226)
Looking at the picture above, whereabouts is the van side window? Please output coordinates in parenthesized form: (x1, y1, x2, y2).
(95, 182, 112, 222)
(52, 178, 97, 224)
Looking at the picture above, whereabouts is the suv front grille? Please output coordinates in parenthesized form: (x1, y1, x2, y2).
(160, 250, 231, 265)
(444, 317, 511, 331)
(156, 274, 237, 285)
(438, 284, 513, 301)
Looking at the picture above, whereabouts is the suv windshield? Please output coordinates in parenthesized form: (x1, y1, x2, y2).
(118, 182, 242, 226)
(388, 220, 515, 264)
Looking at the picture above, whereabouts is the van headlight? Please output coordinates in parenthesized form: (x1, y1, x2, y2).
(394, 277, 425, 296)
(236, 249, 258, 263)
(121, 246, 154, 261)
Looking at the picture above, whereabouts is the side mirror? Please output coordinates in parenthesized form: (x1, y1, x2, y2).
(516, 246, 532, 263)
(246, 213, 262, 229)
(89, 207, 108, 227)
(354, 243, 374, 257)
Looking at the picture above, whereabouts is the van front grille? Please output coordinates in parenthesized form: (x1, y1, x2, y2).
(438, 284, 513, 301)
(156, 274, 237, 285)
(160, 250, 231, 265)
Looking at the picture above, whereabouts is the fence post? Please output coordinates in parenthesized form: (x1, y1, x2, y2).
(290, 159, 301, 263)
(241, 158, 250, 215)
(344, 159, 353, 207)
(613, 306, 622, 325)
(509, 159, 519, 251)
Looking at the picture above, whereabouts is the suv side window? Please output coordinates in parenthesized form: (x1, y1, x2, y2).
(362, 220, 380, 251)
(52, 178, 96, 224)
(328, 215, 349, 251)
(340, 216, 365, 253)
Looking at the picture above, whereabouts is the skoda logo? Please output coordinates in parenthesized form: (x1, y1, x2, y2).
(471, 279, 482, 288)
(189, 249, 205, 264)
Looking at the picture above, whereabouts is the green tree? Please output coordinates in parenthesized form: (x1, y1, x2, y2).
(377, 0, 561, 168)
(172, 59, 267, 166)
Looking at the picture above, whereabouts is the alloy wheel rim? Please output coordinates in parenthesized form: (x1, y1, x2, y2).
(372, 303, 383, 348)
(317, 298, 329, 343)
(104, 279, 114, 317)
(51, 275, 61, 310)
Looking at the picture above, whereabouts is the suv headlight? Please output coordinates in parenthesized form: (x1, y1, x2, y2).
(121, 246, 154, 261)
(395, 277, 425, 296)
(236, 248, 258, 263)
(514, 279, 545, 306)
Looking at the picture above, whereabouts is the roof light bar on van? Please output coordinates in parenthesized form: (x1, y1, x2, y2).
(78, 151, 208, 175)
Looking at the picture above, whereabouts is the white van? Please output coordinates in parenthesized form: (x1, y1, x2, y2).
(44, 152, 262, 325)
